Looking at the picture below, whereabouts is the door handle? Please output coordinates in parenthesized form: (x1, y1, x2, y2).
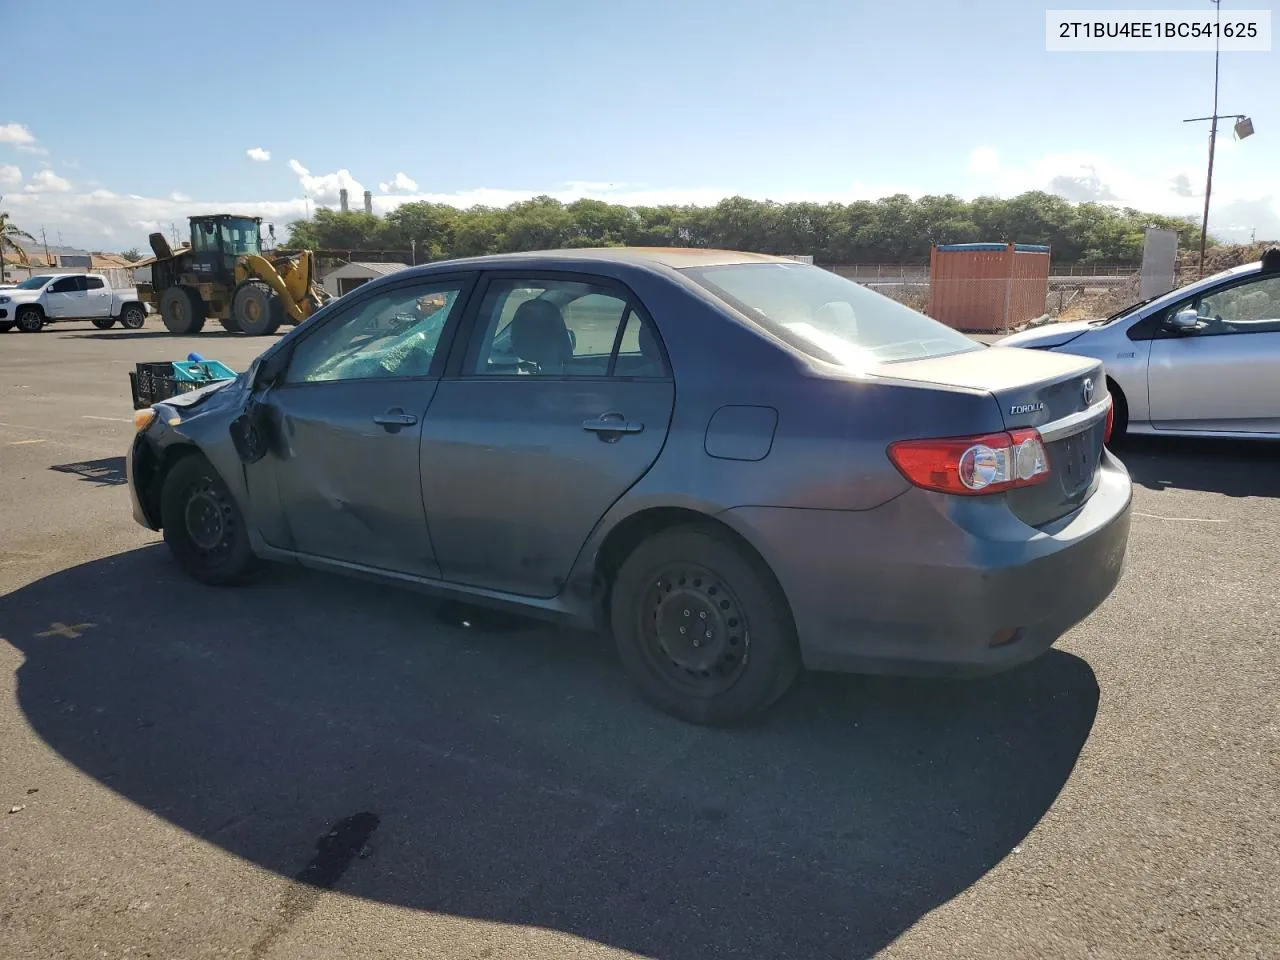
(373, 409, 418, 428)
(582, 413, 644, 437)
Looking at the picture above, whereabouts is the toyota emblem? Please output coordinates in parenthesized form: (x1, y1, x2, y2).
(1082, 377, 1095, 405)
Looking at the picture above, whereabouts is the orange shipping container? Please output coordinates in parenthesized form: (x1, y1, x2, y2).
(927, 242, 1051, 333)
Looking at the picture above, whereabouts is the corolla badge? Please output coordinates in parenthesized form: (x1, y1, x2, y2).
(1082, 377, 1095, 405)
(1009, 401, 1045, 415)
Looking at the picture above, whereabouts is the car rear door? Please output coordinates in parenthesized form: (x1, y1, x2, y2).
(1147, 273, 1280, 433)
(82, 275, 112, 317)
(420, 272, 675, 598)
(44, 275, 85, 318)
(252, 273, 476, 576)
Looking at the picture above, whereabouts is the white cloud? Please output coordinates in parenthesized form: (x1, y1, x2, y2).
(293, 165, 365, 204)
(378, 171, 419, 194)
(967, 146, 1001, 176)
(24, 169, 72, 193)
(0, 123, 36, 146)
(0, 163, 21, 189)
(169, 191, 191, 202)
(0, 122, 47, 156)
(288, 159, 309, 177)
(246, 147, 271, 162)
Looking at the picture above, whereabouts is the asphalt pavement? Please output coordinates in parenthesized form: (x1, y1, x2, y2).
(1, 319, 1278, 959)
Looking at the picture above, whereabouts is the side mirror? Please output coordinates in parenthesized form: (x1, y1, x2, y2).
(255, 346, 291, 387)
(1168, 307, 1202, 332)
(567, 328, 577, 351)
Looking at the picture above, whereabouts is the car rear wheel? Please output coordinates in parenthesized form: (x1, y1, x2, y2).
(15, 306, 44, 332)
(160, 453, 257, 586)
(119, 303, 146, 330)
(610, 524, 800, 725)
(92, 316, 116, 330)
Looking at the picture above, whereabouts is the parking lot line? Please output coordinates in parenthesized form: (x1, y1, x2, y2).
(1132, 511, 1228, 523)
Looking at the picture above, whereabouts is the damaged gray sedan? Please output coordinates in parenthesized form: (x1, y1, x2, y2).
(126, 249, 1132, 724)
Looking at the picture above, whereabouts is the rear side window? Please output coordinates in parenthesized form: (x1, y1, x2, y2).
(680, 261, 981, 366)
(467, 278, 667, 378)
(85, 276, 105, 290)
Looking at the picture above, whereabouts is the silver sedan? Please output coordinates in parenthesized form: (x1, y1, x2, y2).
(1000, 248, 1280, 440)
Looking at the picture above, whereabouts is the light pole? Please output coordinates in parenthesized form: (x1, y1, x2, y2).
(1183, 0, 1254, 277)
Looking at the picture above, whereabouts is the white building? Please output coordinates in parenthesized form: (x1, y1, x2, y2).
(321, 261, 411, 299)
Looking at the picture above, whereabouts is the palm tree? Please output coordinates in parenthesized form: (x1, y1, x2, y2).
(0, 203, 37, 284)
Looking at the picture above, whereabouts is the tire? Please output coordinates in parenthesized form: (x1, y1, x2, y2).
(92, 316, 116, 330)
(610, 524, 801, 726)
(159, 453, 257, 586)
(159, 286, 207, 335)
(1107, 379, 1129, 445)
(232, 280, 283, 336)
(118, 303, 146, 330)
(15, 306, 44, 333)
(0, 321, 13, 333)
(218, 315, 242, 333)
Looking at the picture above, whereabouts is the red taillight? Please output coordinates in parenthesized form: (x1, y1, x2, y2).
(887, 428, 1051, 496)
(1104, 400, 1115, 445)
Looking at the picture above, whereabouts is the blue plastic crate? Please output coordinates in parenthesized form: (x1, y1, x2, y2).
(171, 359, 238, 383)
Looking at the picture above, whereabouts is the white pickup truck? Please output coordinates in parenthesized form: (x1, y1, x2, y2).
(0, 271, 149, 333)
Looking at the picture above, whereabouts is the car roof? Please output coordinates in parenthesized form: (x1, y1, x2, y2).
(422, 247, 797, 270)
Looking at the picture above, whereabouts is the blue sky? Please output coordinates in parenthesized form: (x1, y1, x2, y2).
(2, 0, 1276, 249)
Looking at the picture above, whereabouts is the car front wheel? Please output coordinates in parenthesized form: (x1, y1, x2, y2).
(610, 524, 801, 726)
(15, 306, 44, 332)
(160, 452, 257, 585)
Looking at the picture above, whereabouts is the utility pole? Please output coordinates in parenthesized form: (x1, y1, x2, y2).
(1183, 0, 1255, 278)
(40, 226, 50, 264)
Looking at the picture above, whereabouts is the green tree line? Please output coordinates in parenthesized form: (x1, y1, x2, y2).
(284, 191, 1206, 264)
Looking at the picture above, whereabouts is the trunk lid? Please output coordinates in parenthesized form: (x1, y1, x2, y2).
(876, 346, 1109, 527)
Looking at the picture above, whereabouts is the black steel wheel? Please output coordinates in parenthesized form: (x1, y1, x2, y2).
(119, 303, 146, 330)
(92, 316, 116, 330)
(638, 561, 751, 696)
(160, 453, 257, 586)
(611, 524, 800, 725)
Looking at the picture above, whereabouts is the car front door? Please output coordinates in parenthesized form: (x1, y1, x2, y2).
(255, 273, 475, 575)
(1147, 273, 1280, 433)
(82, 275, 113, 317)
(44, 275, 85, 318)
(420, 273, 675, 598)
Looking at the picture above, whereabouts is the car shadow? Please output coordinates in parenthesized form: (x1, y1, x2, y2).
(1114, 434, 1280, 497)
(58, 330, 262, 341)
(48, 456, 128, 486)
(1, 547, 1100, 960)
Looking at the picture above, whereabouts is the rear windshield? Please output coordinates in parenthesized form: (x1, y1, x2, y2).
(680, 262, 981, 366)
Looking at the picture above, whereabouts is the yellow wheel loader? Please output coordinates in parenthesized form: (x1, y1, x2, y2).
(137, 215, 330, 336)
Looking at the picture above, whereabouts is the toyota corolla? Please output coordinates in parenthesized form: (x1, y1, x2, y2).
(126, 249, 1131, 725)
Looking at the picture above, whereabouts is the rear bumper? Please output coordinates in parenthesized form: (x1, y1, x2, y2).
(723, 450, 1132, 676)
